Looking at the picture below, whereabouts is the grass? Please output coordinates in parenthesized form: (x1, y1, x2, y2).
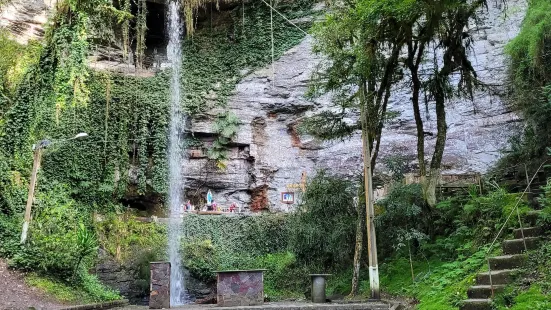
(323, 248, 490, 309)
(26, 273, 121, 304)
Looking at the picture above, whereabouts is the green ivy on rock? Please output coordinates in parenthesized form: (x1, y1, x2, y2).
(0, 0, 314, 213)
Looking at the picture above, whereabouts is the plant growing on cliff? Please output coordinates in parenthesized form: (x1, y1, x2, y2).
(498, 0, 551, 168)
(207, 111, 240, 170)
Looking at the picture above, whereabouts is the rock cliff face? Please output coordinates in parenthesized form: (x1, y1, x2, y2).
(0, 0, 55, 44)
(184, 0, 527, 211)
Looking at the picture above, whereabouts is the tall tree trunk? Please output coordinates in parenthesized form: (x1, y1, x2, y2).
(407, 39, 428, 200)
(349, 196, 365, 297)
(426, 85, 447, 207)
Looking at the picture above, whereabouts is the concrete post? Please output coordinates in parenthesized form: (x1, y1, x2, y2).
(310, 274, 331, 303)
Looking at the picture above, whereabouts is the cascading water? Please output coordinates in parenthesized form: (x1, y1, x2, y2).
(167, 0, 186, 306)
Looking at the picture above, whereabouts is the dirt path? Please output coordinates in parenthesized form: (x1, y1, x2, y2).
(0, 259, 64, 310)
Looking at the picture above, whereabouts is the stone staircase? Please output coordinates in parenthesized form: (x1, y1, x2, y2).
(460, 211, 543, 310)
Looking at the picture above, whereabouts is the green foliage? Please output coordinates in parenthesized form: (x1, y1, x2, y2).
(0, 31, 42, 108)
(461, 185, 529, 245)
(50, 11, 90, 114)
(537, 178, 551, 228)
(207, 112, 241, 169)
(0, 213, 21, 257)
(0, 152, 27, 215)
(289, 171, 357, 269)
(9, 184, 95, 278)
(499, 0, 551, 166)
(376, 184, 429, 258)
(183, 239, 218, 283)
(94, 214, 167, 262)
(252, 252, 305, 299)
(380, 248, 487, 310)
(26, 272, 120, 303)
(182, 214, 290, 269)
(496, 285, 551, 310)
(94, 214, 166, 296)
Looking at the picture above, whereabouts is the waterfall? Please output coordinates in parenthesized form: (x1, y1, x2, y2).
(167, 0, 186, 306)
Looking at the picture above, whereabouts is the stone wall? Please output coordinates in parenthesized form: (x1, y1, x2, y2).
(95, 249, 214, 304)
(183, 0, 527, 212)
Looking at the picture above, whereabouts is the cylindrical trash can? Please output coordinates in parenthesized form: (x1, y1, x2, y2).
(310, 274, 331, 303)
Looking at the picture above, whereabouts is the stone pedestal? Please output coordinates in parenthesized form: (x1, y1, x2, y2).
(310, 274, 331, 303)
(150, 262, 170, 309)
(215, 269, 266, 307)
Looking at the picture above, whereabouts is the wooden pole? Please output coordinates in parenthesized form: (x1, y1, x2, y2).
(360, 98, 380, 300)
(20, 147, 42, 244)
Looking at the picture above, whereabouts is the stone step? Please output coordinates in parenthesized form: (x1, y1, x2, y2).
(514, 227, 542, 239)
(488, 254, 526, 270)
(476, 269, 518, 285)
(460, 299, 492, 310)
(467, 285, 505, 299)
(502, 237, 541, 254)
(525, 210, 542, 226)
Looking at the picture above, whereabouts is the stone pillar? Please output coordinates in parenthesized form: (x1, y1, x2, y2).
(310, 274, 331, 303)
(150, 262, 170, 309)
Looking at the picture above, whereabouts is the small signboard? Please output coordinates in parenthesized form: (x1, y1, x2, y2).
(281, 192, 295, 204)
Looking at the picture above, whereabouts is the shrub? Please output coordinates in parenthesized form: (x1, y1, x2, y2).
(289, 171, 357, 269)
(376, 183, 429, 258)
(9, 184, 96, 279)
(461, 185, 529, 245)
(183, 239, 219, 283)
(0, 213, 21, 257)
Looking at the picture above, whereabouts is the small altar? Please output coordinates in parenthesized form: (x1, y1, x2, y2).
(214, 269, 267, 307)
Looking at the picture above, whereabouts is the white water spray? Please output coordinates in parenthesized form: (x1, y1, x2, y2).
(167, 0, 186, 306)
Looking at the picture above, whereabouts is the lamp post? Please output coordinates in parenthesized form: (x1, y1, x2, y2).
(20, 133, 88, 244)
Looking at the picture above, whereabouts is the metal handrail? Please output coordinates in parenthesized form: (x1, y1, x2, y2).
(485, 159, 550, 297)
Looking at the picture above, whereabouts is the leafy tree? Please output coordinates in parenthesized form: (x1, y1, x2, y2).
(307, 0, 499, 293)
(307, 0, 418, 295)
(309, 0, 497, 208)
(404, 0, 493, 207)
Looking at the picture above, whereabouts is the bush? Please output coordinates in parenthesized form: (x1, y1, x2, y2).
(26, 272, 120, 303)
(183, 239, 218, 283)
(376, 184, 428, 258)
(461, 185, 529, 245)
(253, 252, 305, 299)
(0, 152, 27, 215)
(9, 184, 96, 279)
(289, 171, 357, 269)
(0, 213, 22, 257)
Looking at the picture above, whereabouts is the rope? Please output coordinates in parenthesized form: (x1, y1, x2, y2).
(259, 0, 309, 36)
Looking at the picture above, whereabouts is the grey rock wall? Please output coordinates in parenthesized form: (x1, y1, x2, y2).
(183, 0, 527, 212)
(0, 0, 54, 44)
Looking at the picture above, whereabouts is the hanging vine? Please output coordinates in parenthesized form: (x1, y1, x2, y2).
(135, 0, 148, 69)
(0, 0, 314, 210)
(121, 0, 132, 63)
